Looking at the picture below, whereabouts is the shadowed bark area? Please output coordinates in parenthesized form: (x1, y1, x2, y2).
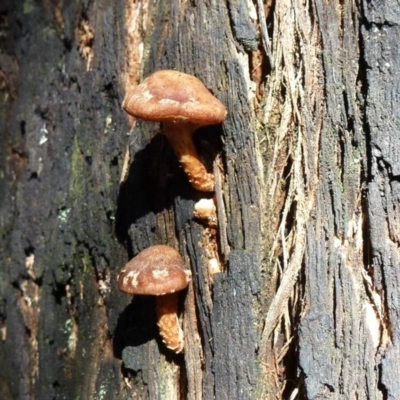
(0, 1, 128, 399)
(1, 0, 400, 399)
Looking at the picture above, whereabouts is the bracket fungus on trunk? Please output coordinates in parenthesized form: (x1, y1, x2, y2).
(117, 245, 191, 353)
(122, 70, 227, 192)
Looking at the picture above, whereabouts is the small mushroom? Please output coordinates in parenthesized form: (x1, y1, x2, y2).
(118, 245, 191, 353)
(122, 70, 227, 192)
(194, 198, 217, 226)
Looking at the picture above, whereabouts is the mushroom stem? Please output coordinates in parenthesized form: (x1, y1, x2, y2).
(164, 123, 215, 192)
(156, 293, 184, 353)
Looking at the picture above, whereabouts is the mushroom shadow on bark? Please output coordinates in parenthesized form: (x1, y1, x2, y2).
(113, 295, 158, 359)
(113, 122, 223, 357)
(114, 123, 224, 256)
(113, 290, 189, 360)
(192, 124, 224, 173)
(114, 131, 176, 256)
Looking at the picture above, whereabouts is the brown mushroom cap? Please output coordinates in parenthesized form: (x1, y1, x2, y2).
(122, 70, 227, 126)
(118, 245, 191, 295)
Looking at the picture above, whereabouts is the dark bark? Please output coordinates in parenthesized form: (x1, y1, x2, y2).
(1, 1, 263, 399)
(1, 0, 400, 399)
(0, 1, 128, 399)
(297, 0, 400, 399)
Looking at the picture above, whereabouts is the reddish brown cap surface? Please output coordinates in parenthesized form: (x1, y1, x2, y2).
(118, 245, 191, 295)
(122, 70, 227, 126)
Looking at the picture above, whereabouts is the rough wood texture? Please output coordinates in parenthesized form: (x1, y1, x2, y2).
(255, 0, 400, 398)
(2, 0, 400, 399)
(363, 2, 400, 399)
(0, 1, 128, 399)
(212, 251, 261, 399)
(297, 0, 400, 399)
(0, 0, 264, 399)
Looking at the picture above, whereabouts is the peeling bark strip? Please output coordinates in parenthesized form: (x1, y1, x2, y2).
(256, 0, 323, 396)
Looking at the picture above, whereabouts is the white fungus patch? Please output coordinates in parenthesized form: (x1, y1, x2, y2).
(124, 270, 139, 288)
(184, 270, 192, 282)
(152, 269, 170, 279)
(140, 88, 153, 100)
(194, 198, 216, 219)
(364, 302, 381, 350)
(159, 98, 180, 106)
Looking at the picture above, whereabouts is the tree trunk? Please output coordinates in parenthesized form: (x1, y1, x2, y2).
(0, 1, 399, 399)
